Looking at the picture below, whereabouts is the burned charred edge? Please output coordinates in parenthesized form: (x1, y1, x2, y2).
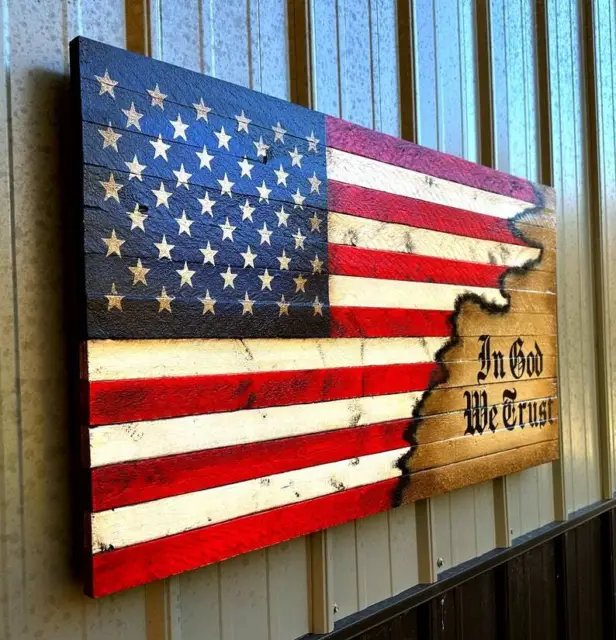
(392, 185, 548, 508)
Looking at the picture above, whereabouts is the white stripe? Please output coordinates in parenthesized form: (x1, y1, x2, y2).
(91, 447, 406, 552)
(329, 275, 506, 310)
(89, 392, 422, 467)
(87, 336, 448, 381)
(328, 212, 540, 267)
(327, 148, 537, 220)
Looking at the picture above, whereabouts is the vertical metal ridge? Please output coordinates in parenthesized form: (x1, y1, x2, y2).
(288, 0, 312, 107)
(476, 0, 493, 169)
(126, 0, 150, 55)
(581, 0, 614, 501)
(396, 0, 416, 141)
(536, 0, 553, 187)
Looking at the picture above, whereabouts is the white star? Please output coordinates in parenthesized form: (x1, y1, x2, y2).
(253, 136, 270, 158)
(98, 124, 122, 151)
(311, 254, 324, 273)
(150, 134, 171, 161)
(105, 283, 124, 311)
(275, 206, 290, 227)
(241, 245, 257, 268)
(277, 249, 291, 270)
(127, 203, 148, 231)
(170, 114, 189, 140)
(193, 97, 211, 121)
(95, 70, 117, 97)
(258, 268, 275, 291)
(292, 228, 306, 249)
(235, 110, 251, 133)
(289, 146, 303, 167)
(99, 173, 123, 202)
(156, 286, 174, 312)
(256, 181, 272, 203)
(240, 199, 255, 222)
(308, 172, 322, 194)
(271, 121, 286, 143)
(199, 241, 218, 265)
(313, 296, 323, 316)
(128, 258, 150, 286)
(173, 164, 192, 189)
(220, 265, 238, 289)
(240, 291, 255, 315)
(175, 210, 194, 236)
(122, 102, 143, 130)
(196, 145, 214, 170)
(125, 154, 146, 181)
(258, 222, 272, 245)
(176, 261, 196, 287)
(306, 131, 320, 152)
(152, 182, 172, 208)
(217, 173, 234, 197)
(274, 164, 289, 186)
(293, 273, 308, 292)
(154, 235, 174, 260)
(198, 191, 216, 216)
(215, 126, 232, 150)
(292, 188, 305, 209)
(238, 156, 254, 178)
(102, 229, 125, 257)
(198, 290, 216, 314)
(277, 295, 290, 316)
(309, 212, 322, 232)
(147, 84, 167, 108)
(219, 217, 236, 241)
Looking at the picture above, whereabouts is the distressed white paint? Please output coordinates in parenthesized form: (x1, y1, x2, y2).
(91, 447, 407, 552)
(327, 148, 537, 219)
(330, 274, 506, 310)
(89, 391, 423, 467)
(88, 335, 447, 380)
(328, 211, 541, 267)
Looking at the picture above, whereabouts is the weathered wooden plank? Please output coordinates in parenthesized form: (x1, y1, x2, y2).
(402, 440, 559, 503)
(328, 212, 540, 268)
(326, 116, 542, 205)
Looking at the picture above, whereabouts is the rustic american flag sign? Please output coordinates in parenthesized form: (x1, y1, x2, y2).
(71, 38, 558, 597)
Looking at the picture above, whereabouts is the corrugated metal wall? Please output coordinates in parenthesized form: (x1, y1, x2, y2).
(0, 0, 614, 638)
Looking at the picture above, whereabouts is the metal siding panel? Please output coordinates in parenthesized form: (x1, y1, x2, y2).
(388, 503, 419, 596)
(413, 0, 496, 572)
(267, 539, 309, 640)
(331, 520, 359, 621)
(220, 551, 269, 640)
(489, 0, 554, 539)
(0, 1, 151, 639)
(593, 0, 616, 495)
(309, 0, 415, 621)
(177, 565, 222, 640)
(548, 0, 601, 514)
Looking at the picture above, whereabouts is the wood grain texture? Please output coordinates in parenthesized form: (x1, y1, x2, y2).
(86, 440, 558, 598)
(326, 116, 543, 205)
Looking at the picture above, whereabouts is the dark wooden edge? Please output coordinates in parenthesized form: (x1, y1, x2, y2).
(305, 497, 616, 639)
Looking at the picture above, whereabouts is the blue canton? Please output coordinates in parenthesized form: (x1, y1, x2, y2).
(78, 39, 329, 339)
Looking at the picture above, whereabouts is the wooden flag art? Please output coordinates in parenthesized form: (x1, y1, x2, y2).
(71, 37, 558, 597)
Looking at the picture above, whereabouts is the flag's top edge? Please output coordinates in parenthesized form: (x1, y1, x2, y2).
(70, 37, 553, 209)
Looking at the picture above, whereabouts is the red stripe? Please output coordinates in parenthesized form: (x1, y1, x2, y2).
(91, 418, 413, 511)
(329, 244, 507, 288)
(89, 362, 435, 425)
(88, 477, 399, 597)
(331, 307, 453, 338)
(328, 181, 527, 246)
(326, 116, 539, 205)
